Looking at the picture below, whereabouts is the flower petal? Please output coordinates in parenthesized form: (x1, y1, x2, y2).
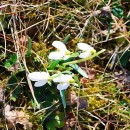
(48, 52, 64, 60)
(53, 74, 73, 83)
(57, 83, 70, 90)
(77, 43, 94, 51)
(52, 74, 62, 82)
(60, 74, 73, 82)
(34, 80, 47, 87)
(52, 41, 67, 51)
(28, 72, 49, 81)
(78, 52, 91, 59)
(63, 55, 70, 60)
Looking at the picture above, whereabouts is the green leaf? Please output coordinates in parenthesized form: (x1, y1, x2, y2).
(106, 23, 111, 41)
(73, 74, 81, 87)
(63, 34, 70, 44)
(10, 85, 22, 102)
(54, 113, 65, 128)
(46, 120, 56, 130)
(31, 99, 37, 109)
(60, 90, 66, 109)
(10, 54, 17, 64)
(46, 112, 65, 130)
(112, 7, 124, 18)
(70, 64, 88, 78)
(4, 54, 17, 69)
(10, 95, 17, 102)
(4, 61, 11, 69)
(120, 50, 130, 67)
(48, 60, 60, 70)
(7, 72, 24, 102)
(26, 37, 32, 57)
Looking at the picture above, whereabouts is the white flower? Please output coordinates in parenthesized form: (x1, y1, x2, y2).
(28, 72, 49, 87)
(48, 41, 70, 60)
(52, 74, 74, 90)
(77, 43, 96, 58)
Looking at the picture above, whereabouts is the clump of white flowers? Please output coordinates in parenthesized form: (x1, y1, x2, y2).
(28, 72, 74, 91)
(28, 41, 96, 90)
(27, 40, 106, 109)
(48, 41, 96, 60)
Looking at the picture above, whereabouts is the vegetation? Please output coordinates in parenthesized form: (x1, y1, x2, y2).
(0, 0, 130, 129)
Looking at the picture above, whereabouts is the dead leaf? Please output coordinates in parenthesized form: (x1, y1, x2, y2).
(66, 91, 78, 106)
(79, 62, 96, 80)
(5, 104, 11, 112)
(81, 68, 96, 80)
(87, 68, 96, 80)
(80, 77, 88, 84)
(78, 98, 88, 110)
(5, 106, 32, 130)
(65, 117, 76, 128)
(16, 111, 32, 130)
(101, 29, 115, 35)
(66, 91, 88, 110)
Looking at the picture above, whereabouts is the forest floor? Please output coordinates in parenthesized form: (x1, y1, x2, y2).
(0, 0, 130, 130)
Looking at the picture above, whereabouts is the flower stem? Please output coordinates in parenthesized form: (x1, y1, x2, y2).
(63, 49, 106, 66)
